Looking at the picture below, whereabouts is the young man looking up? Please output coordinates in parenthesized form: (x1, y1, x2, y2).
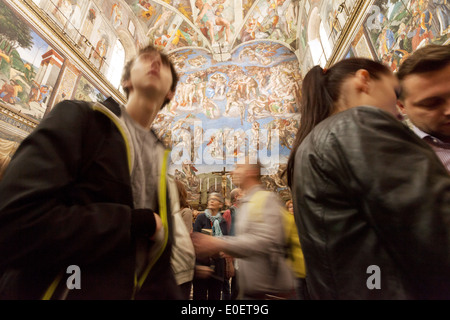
(0, 45, 182, 299)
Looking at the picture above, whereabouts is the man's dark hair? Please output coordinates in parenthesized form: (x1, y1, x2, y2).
(121, 44, 179, 107)
(397, 44, 450, 81)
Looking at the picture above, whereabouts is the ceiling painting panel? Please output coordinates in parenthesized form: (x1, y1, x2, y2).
(236, 0, 299, 49)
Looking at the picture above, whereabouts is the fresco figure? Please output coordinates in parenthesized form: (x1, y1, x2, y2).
(146, 8, 174, 37)
(433, 0, 450, 36)
(377, 25, 395, 57)
(111, 3, 123, 28)
(53, 0, 73, 27)
(241, 18, 261, 42)
(0, 80, 22, 105)
(92, 37, 107, 68)
(29, 82, 51, 104)
(195, 0, 231, 45)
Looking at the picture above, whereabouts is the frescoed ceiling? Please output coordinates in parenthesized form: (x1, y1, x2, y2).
(100, 0, 309, 205)
(1, 0, 362, 205)
(15, 0, 437, 205)
(100, 0, 307, 197)
(117, 0, 301, 60)
(4, 0, 449, 205)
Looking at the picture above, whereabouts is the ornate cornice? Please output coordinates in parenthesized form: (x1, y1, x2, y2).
(326, 0, 375, 67)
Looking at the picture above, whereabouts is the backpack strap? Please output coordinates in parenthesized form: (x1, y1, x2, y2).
(132, 149, 170, 298)
(247, 190, 270, 222)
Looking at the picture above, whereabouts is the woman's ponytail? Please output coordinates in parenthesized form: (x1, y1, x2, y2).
(286, 58, 391, 188)
(286, 65, 334, 188)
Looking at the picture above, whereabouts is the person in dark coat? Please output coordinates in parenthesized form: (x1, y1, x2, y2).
(286, 58, 450, 300)
(0, 44, 182, 300)
(192, 192, 228, 300)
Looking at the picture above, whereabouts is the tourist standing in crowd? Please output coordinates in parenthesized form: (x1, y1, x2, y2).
(192, 192, 228, 300)
(286, 57, 450, 299)
(0, 44, 183, 299)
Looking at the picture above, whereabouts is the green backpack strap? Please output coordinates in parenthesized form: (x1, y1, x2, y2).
(248, 190, 270, 222)
(248, 190, 290, 247)
(41, 271, 64, 300)
(132, 148, 170, 299)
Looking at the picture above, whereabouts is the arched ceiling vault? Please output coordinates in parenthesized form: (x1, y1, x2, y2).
(0, 0, 367, 204)
(121, 0, 301, 61)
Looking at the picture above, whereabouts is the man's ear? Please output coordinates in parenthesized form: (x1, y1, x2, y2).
(397, 100, 406, 114)
(121, 79, 131, 92)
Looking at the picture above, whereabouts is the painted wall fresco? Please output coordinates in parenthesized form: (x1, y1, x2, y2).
(1, 1, 107, 119)
(27, 0, 311, 85)
(194, 0, 236, 46)
(243, 0, 256, 18)
(350, 26, 376, 60)
(126, 0, 193, 25)
(53, 61, 80, 106)
(0, 0, 110, 178)
(299, 0, 449, 74)
(3, 0, 449, 204)
(0, 1, 62, 121)
(32, 0, 135, 80)
(122, 0, 303, 52)
(320, 0, 359, 46)
(153, 41, 301, 206)
(73, 75, 107, 102)
(44, 0, 89, 39)
(363, 0, 450, 72)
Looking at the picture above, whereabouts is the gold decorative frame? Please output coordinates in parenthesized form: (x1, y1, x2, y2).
(4, 0, 126, 105)
(326, 0, 375, 67)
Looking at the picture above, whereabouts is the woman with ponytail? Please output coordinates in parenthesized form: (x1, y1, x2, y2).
(288, 58, 450, 300)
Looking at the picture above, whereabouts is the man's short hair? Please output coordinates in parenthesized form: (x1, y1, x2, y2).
(120, 44, 179, 106)
(230, 188, 241, 204)
(397, 44, 450, 81)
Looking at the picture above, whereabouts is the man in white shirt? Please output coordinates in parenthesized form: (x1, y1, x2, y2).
(397, 44, 450, 171)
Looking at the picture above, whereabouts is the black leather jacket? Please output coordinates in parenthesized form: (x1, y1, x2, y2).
(292, 106, 450, 300)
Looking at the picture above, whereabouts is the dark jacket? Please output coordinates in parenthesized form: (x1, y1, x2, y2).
(0, 98, 180, 299)
(193, 212, 228, 281)
(292, 106, 450, 300)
